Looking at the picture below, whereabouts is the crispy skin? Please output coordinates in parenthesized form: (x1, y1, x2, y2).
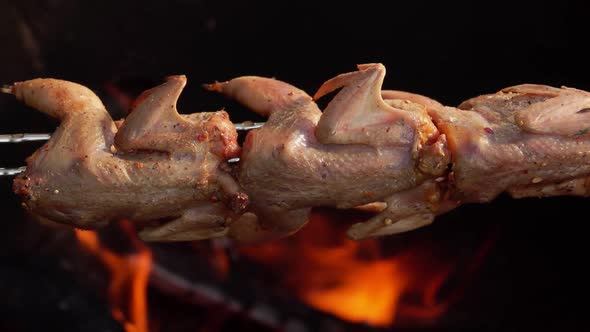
(11, 76, 246, 241)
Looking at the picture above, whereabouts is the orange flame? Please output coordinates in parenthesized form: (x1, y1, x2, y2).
(74, 221, 151, 332)
(70, 211, 494, 330)
(298, 241, 408, 326)
(239, 211, 407, 327)
(239, 209, 484, 327)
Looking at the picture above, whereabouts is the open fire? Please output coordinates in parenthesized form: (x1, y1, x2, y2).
(239, 208, 497, 328)
(70, 209, 496, 331)
(74, 221, 151, 332)
(239, 210, 408, 327)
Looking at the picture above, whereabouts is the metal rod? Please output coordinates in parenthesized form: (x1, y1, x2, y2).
(0, 133, 52, 143)
(0, 121, 256, 176)
(0, 85, 11, 94)
(1, 158, 241, 177)
(0, 167, 27, 176)
(234, 121, 265, 131)
(0, 122, 264, 145)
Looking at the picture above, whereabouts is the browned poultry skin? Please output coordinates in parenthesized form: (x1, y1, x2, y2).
(11, 76, 247, 241)
(431, 84, 590, 202)
(208, 64, 450, 241)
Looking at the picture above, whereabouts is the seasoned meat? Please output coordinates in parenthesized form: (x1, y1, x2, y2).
(8, 64, 590, 242)
(431, 84, 590, 202)
(10, 75, 248, 241)
(207, 64, 450, 241)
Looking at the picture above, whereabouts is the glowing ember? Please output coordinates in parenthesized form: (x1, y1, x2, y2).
(74, 221, 151, 332)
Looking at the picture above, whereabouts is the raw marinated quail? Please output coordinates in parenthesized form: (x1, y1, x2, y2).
(10, 75, 248, 241)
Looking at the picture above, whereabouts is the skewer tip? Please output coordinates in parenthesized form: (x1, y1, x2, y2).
(1, 85, 13, 94)
(0, 166, 26, 176)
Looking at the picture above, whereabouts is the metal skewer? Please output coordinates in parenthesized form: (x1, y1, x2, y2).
(233, 122, 265, 131)
(0, 133, 52, 143)
(0, 121, 263, 176)
(0, 122, 263, 144)
(0, 167, 27, 176)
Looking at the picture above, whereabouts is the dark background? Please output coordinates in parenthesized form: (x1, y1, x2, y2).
(0, 0, 589, 330)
